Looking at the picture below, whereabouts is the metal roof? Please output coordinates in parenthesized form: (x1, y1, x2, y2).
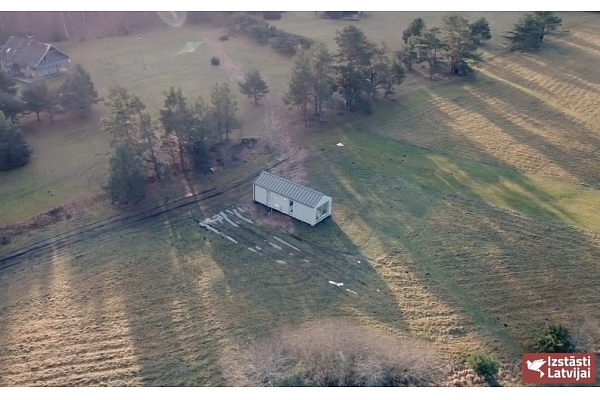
(254, 171, 326, 208)
(0, 36, 69, 69)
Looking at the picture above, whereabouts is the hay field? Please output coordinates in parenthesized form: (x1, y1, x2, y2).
(1, 12, 600, 387)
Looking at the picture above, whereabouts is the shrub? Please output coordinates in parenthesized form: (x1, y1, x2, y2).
(210, 57, 221, 66)
(467, 352, 499, 382)
(356, 98, 373, 115)
(188, 138, 211, 173)
(263, 12, 282, 20)
(0, 234, 10, 246)
(537, 324, 577, 353)
(227, 319, 447, 387)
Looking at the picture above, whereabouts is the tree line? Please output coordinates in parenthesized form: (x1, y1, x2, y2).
(0, 65, 100, 171)
(280, 14, 488, 124)
(103, 82, 240, 206)
(280, 11, 565, 123)
(0, 12, 162, 43)
(0, 64, 100, 124)
(227, 14, 314, 56)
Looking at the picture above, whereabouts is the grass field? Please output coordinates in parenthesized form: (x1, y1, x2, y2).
(1, 11, 600, 386)
(0, 24, 271, 226)
(0, 110, 110, 225)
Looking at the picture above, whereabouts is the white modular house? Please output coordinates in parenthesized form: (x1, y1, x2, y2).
(253, 171, 332, 226)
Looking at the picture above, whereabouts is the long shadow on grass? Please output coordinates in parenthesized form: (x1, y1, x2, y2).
(456, 76, 600, 188)
(116, 220, 230, 386)
(311, 119, 600, 358)
(542, 36, 600, 88)
(304, 146, 525, 355)
(334, 104, 578, 228)
(201, 205, 409, 338)
(489, 47, 600, 101)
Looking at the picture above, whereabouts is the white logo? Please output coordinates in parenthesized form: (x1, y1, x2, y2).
(527, 359, 547, 378)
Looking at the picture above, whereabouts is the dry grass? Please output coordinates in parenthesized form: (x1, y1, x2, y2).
(227, 319, 447, 386)
(2, 12, 600, 387)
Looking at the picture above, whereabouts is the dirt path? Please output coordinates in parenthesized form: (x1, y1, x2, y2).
(205, 31, 310, 184)
(0, 157, 291, 271)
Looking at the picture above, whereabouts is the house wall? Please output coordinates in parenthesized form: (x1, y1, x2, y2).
(37, 63, 62, 77)
(267, 191, 289, 213)
(254, 184, 267, 204)
(253, 184, 319, 226)
(313, 195, 332, 225)
(290, 202, 314, 225)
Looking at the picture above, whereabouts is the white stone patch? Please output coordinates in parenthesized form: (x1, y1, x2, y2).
(199, 222, 238, 244)
(203, 214, 224, 225)
(226, 210, 234, 215)
(233, 209, 253, 224)
(303, 259, 310, 263)
(273, 236, 300, 252)
(269, 242, 282, 250)
(248, 247, 257, 253)
(255, 246, 262, 251)
(346, 289, 358, 295)
(220, 211, 239, 227)
(276, 260, 287, 265)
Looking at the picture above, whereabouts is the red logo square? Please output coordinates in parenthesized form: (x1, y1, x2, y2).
(522, 353, 596, 384)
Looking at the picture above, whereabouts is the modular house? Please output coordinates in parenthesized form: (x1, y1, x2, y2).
(253, 171, 332, 226)
(0, 36, 70, 83)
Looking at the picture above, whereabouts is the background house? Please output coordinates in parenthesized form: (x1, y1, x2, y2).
(253, 171, 332, 226)
(0, 36, 70, 83)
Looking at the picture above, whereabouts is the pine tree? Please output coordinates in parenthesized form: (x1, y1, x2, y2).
(470, 17, 492, 44)
(504, 14, 542, 51)
(105, 144, 145, 205)
(59, 64, 100, 115)
(0, 111, 31, 171)
(441, 14, 483, 75)
(238, 70, 269, 105)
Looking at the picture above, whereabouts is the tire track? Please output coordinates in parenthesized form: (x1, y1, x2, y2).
(0, 157, 291, 271)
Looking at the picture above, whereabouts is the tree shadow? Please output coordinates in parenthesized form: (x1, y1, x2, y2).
(456, 76, 600, 188)
(304, 121, 600, 361)
(200, 196, 410, 338)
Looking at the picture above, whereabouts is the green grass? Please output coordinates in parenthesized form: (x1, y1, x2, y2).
(0, 24, 262, 226)
(297, 103, 600, 365)
(305, 112, 600, 233)
(0, 114, 110, 226)
(57, 25, 233, 112)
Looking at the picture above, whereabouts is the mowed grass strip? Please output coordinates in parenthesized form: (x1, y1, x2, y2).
(309, 120, 600, 232)
(301, 126, 600, 362)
